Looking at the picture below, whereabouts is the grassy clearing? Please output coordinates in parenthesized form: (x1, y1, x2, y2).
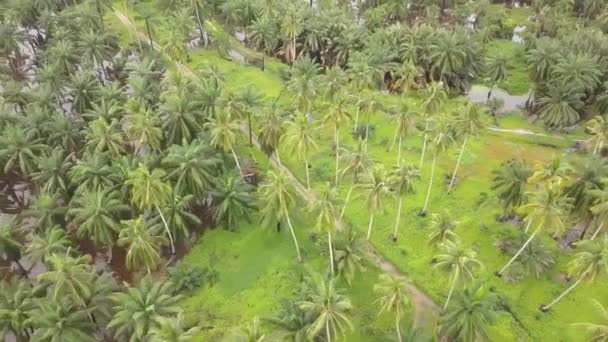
(107, 4, 608, 342)
(484, 39, 529, 95)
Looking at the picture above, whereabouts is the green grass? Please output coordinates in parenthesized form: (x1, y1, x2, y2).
(107, 4, 607, 341)
(484, 40, 529, 95)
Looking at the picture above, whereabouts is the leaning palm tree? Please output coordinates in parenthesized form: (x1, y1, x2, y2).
(282, 112, 318, 189)
(259, 171, 302, 262)
(308, 184, 339, 276)
(541, 236, 608, 311)
(485, 52, 508, 101)
(125, 164, 175, 254)
(298, 273, 353, 342)
(256, 102, 286, 161)
(498, 187, 572, 276)
(206, 111, 244, 175)
(390, 101, 417, 166)
(360, 166, 391, 241)
(150, 312, 201, 341)
(419, 82, 447, 169)
(448, 103, 485, 193)
(421, 114, 454, 216)
(439, 284, 496, 342)
(589, 184, 608, 240)
(210, 176, 257, 231)
(428, 211, 459, 246)
(492, 159, 532, 217)
(572, 299, 608, 341)
(434, 241, 483, 310)
(118, 216, 168, 273)
(38, 253, 96, 307)
(322, 95, 352, 186)
(340, 140, 373, 219)
(587, 115, 608, 155)
(374, 274, 411, 342)
(27, 300, 95, 342)
(388, 163, 419, 241)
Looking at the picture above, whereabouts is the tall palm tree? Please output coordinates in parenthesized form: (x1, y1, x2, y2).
(124, 108, 163, 154)
(389, 163, 419, 241)
(23, 192, 66, 232)
(360, 166, 391, 241)
(528, 157, 573, 191)
(256, 102, 286, 161)
(434, 241, 483, 310)
(282, 112, 318, 189)
(32, 148, 73, 195)
(211, 175, 257, 231)
(323, 95, 352, 185)
(572, 299, 608, 341)
(308, 185, 339, 276)
(0, 222, 26, 274)
(159, 92, 204, 146)
(448, 103, 485, 193)
(162, 139, 221, 198)
(587, 115, 608, 155)
(419, 82, 447, 169)
(68, 188, 128, 259)
(421, 114, 454, 216)
(38, 253, 96, 307)
(84, 118, 125, 156)
(390, 101, 417, 166)
(118, 216, 167, 273)
(69, 153, 120, 194)
(340, 141, 373, 218)
(439, 284, 496, 342)
(288, 57, 320, 113)
(485, 52, 508, 101)
(239, 86, 263, 146)
(492, 159, 532, 216)
(0, 125, 47, 178)
(153, 194, 201, 243)
(150, 312, 201, 341)
(374, 274, 410, 342)
(280, 6, 303, 64)
(27, 300, 95, 342)
(109, 277, 181, 340)
(24, 226, 72, 265)
(541, 236, 608, 311)
(206, 111, 244, 175)
(498, 188, 571, 276)
(0, 279, 33, 340)
(298, 273, 353, 342)
(428, 211, 459, 246)
(125, 164, 175, 254)
(259, 171, 303, 262)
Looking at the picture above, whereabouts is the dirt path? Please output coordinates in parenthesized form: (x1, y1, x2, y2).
(487, 126, 564, 139)
(112, 7, 440, 327)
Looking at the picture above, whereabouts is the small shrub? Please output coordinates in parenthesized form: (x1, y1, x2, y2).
(169, 263, 219, 294)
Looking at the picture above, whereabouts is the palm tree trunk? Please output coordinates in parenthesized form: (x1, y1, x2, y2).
(498, 230, 538, 275)
(419, 133, 428, 169)
(285, 212, 303, 262)
(393, 197, 403, 241)
(540, 277, 583, 311)
(193, 3, 206, 46)
(335, 129, 340, 186)
(353, 104, 360, 132)
(421, 153, 437, 215)
(366, 212, 375, 240)
(231, 148, 243, 175)
(155, 204, 176, 254)
(591, 222, 604, 240)
(248, 113, 253, 146)
(305, 159, 311, 189)
(341, 185, 354, 219)
(397, 136, 402, 166)
(524, 218, 533, 233)
(395, 314, 402, 342)
(487, 83, 494, 102)
(326, 320, 331, 342)
(145, 18, 154, 46)
(448, 135, 468, 193)
(364, 113, 370, 153)
(328, 230, 335, 276)
(444, 271, 457, 310)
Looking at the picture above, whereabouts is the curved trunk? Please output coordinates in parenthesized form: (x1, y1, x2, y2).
(285, 212, 303, 262)
(341, 185, 354, 219)
(393, 196, 403, 240)
(231, 148, 243, 176)
(591, 222, 604, 240)
(397, 136, 402, 166)
(498, 230, 538, 275)
(248, 113, 253, 146)
(419, 121, 429, 169)
(193, 3, 207, 46)
(366, 212, 375, 241)
(395, 314, 402, 342)
(448, 135, 468, 193)
(421, 153, 437, 214)
(524, 218, 533, 234)
(326, 320, 332, 342)
(155, 204, 176, 254)
(335, 129, 340, 186)
(353, 105, 360, 132)
(305, 159, 311, 189)
(328, 230, 335, 276)
(444, 270, 458, 310)
(541, 278, 583, 311)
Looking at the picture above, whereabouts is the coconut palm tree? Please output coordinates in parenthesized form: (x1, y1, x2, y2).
(282, 112, 318, 189)
(388, 163, 419, 241)
(288, 57, 321, 113)
(439, 284, 496, 342)
(150, 312, 201, 341)
(322, 66, 348, 101)
(434, 241, 483, 310)
(256, 102, 286, 160)
(323, 95, 352, 186)
(491, 159, 532, 216)
(238, 86, 263, 146)
(27, 299, 95, 342)
(259, 171, 303, 262)
(340, 141, 373, 218)
(69, 153, 120, 194)
(448, 103, 485, 193)
(68, 188, 128, 259)
(537, 84, 584, 128)
(428, 211, 459, 246)
(298, 273, 353, 342)
(153, 194, 201, 243)
(360, 166, 391, 241)
(38, 253, 96, 307)
(23, 192, 66, 232)
(230, 317, 266, 342)
(0, 222, 26, 274)
(24, 226, 72, 265)
(124, 108, 163, 154)
(84, 118, 125, 156)
(528, 157, 573, 191)
(421, 114, 454, 216)
(541, 236, 608, 311)
(374, 274, 410, 342)
(206, 111, 244, 175)
(419, 82, 447, 169)
(589, 184, 608, 240)
(308, 184, 339, 276)
(587, 115, 608, 155)
(78, 29, 113, 79)
(0, 279, 33, 340)
(485, 52, 508, 101)
(32, 148, 73, 195)
(125, 164, 175, 254)
(0, 125, 48, 178)
(159, 92, 204, 146)
(280, 5, 303, 64)
(389, 101, 417, 166)
(498, 187, 572, 276)
(572, 299, 608, 341)
(118, 216, 168, 273)
(68, 70, 99, 114)
(109, 277, 181, 340)
(211, 175, 257, 231)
